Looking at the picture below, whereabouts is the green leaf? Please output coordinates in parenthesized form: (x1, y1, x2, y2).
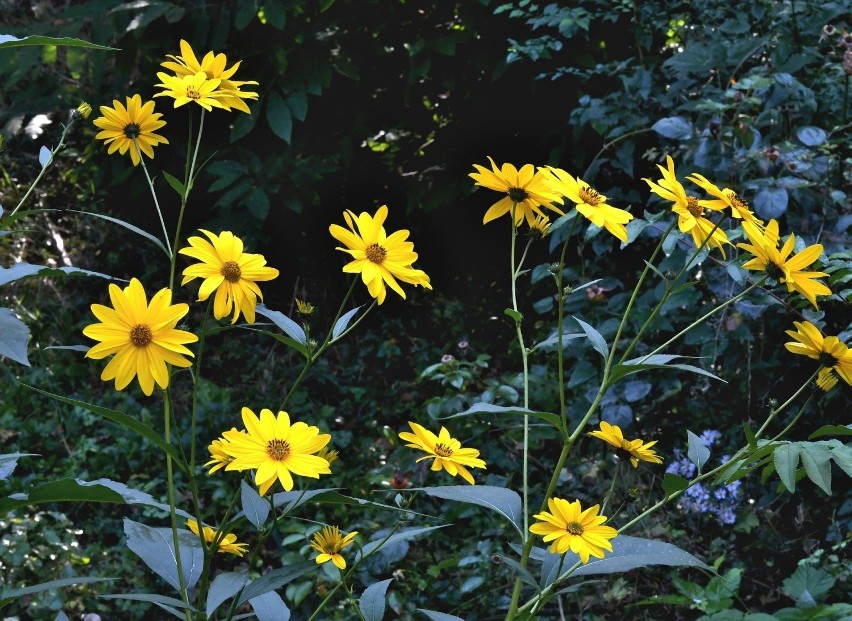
(611, 353, 724, 383)
(234, 1, 257, 30)
(332, 305, 363, 339)
(530, 332, 585, 352)
(0, 34, 118, 50)
(68, 209, 168, 257)
(754, 187, 788, 220)
(687, 430, 711, 473)
(0, 453, 37, 481)
(773, 443, 801, 492)
(830, 444, 852, 478)
(0, 308, 30, 366)
(357, 526, 447, 560)
(808, 424, 852, 439)
(445, 402, 562, 431)
(123, 518, 203, 594)
(0, 261, 117, 286)
(500, 555, 540, 592)
(263, 2, 287, 29)
(504, 308, 523, 323)
(241, 480, 270, 529)
(255, 303, 307, 344)
(799, 443, 832, 495)
(286, 92, 309, 121)
(19, 384, 186, 472)
(662, 473, 689, 496)
(796, 126, 827, 147)
(249, 329, 309, 358)
(206, 572, 249, 618)
(99, 593, 199, 613)
(651, 116, 693, 140)
(359, 578, 393, 621)
(0, 577, 113, 609)
(266, 92, 293, 143)
(782, 565, 835, 606)
(743, 423, 757, 450)
(573, 316, 609, 358)
(162, 171, 186, 198)
(237, 562, 315, 604)
(417, 610, 465, 621)
(417, 485, 523, 536)
(38, 145, 51, 168)
(249, 591, 289, 621)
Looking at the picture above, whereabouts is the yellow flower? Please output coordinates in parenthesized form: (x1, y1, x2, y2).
(643, 156, 729, 257)
(816, 368, 839, 392)
(75, 102, 92, 119)
(310, 525, 358, 570)
(529, 497, 618, 563)
(398, 421, 486, 485)
(179, 230, 280, 324)
(528, 213, 551, 239)
(92, 95, 169, 166)
(205, 433, 237, 473)
(687, 173, 764, 227)
(316, 447, 339, 468)
(784, 321, 852, 385)
(588, 421, 663, 468)
(329, 205, 431, 305)
(295, 298, 315, 317)
(221, 407, 331, 495)
(469, 157, 563, 226)
(82, 278, 197, 396)
(154, 71, 226, 111)
(543, 167, 633, 243)
(737, 220, 831, 308)
(186, 519, 248, 557)
(162, 39, 259, 114)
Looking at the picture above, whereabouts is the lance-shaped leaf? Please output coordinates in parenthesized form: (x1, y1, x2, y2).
(332, 305, 363, 339)
(687, 430, 711, 473)
(357, 526, 447, 560)
(99, 593, 199, 614)
(444, 402, 562, 431)
(530, 331, 586, 352)
(250, 590, 290, 621)
(237, 562, 316, 605)
(124, 519, 204, 594)
(573, 316, 609, 358)
(0, 34, 119, 49)
(416, 486, 523, 536)
(610, 353, 724, 384)
(0, 308, 29, 366)
(0, 577, 113, 610)
(255, 304, 307, 345)
(0, 453, 37, 481)
(69, 209, 168, 257)
(0, 261, 117, 286)
(773, 443, 801, 492)
(241, 480, 270, 529)
(359, 578, 393, 621)
(206, 571, 250, 618)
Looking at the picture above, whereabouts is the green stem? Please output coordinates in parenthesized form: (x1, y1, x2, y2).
(138, 151, 173, 257)
(163, 392, 191, 617)
(583, 128, 653, 179)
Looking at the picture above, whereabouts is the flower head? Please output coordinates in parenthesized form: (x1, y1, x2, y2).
(529, 497, 618, 562)
(687, 173, 764, 227)
(588, 421, 663, 468)
(186, 519, 248, 557)
(469, 157, 563, 226)
(310, 525, 358, 569)
(316, 447, 339, 468)
(179, 230, 279, 324)
(528, 213, 551, 239)
(784, 321, 852, 385)
(83, 278, 197, 396)
(162, 40, 259, 113)
(92, 95, 169, 166)
(221, 407, 332, 495)
(75, 102, 92, 120)
(154, 71, 226, 111)
(205, 433, 237, 473)
(398, 421, 486, 484)
(329, 205, 431, 304)
(737, 220, 831, 308)
(643, 156, 729, 257)
(544, 167, 633, 243)
(816, 368, 839, 392)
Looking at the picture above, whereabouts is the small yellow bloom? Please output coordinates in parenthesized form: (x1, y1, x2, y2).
(92, 95, 169, 166)
(588, 421, 663, 468)
(295, 298, 315, 317)
(784, 321, 852, 385)
(310, 525, 358, 569)
(816, 368, 839, 392)
(528, 213, 551, 239)
(205, 433, 237, 473)
(75, 102, 92, 119)
(687, 173, 764, 227)
(316, 447, 339, 467)
(530, 497, 618, 563)
(469, 157, 563, 226)
(186, 519, 248, 557)
(399, 421, 486, 484)
(154, 71, 227, 111)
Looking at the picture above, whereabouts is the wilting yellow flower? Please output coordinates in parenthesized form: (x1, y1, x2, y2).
(588, 421, 663, 468)
(687, 173, 764, 227)
(644, 156, 729, 257)
(295, 298, 315, 317)
(310, 525, 358, 570)
(329, 205, 431, 304)
(399, 421, 486, 484)
(784, 321, 852, 385)
(179, 230, 279, 324)
(816, 368, 839, 392)
(205, 433, 237, 473)
(75, 102, 92, 119)
(92, 95, 169, 166)
(469, 157, 563, 226)
(83, 278, 197, 396)
(544, 167, 633, 243)
(222, 407, 331, 495)
(162, 39, 259, 113)
(738, 220, 831, 308)
(316, 447, 339, 468)
(186, 519, 248, 557)
(154, 71, 226, 111)
(530, 497, 618, 563)
(528, 213, 551, 239)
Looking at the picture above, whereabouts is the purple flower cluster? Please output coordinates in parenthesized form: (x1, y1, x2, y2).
(666, 430, 741, 525)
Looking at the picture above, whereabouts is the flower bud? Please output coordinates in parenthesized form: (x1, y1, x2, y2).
(75, 102, 92, 119)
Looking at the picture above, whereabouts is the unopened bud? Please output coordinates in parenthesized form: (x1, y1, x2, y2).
(75, 102, 92, 119)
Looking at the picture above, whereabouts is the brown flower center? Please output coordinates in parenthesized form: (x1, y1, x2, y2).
(566, 521, 584, 535)
(765, 261, 785, 280)
(435, 443, 454, 458)
(221, 260, 242, 283)
(818, 352, 838, 367)
(579, 186, 602, 206)
(729, 192, 749, 212)
(123, 123, 141, 139)
(130, 324, 153, 347)
(508, 187, 529, 203)
(365, 243, 387, 264)
(686, 196, 704, 218)
(186, 87, 201, 101)
(266, 439, 291, 461)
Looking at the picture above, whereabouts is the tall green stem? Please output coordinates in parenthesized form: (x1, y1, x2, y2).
(138, 152, 173, 257)
(164, 393, 191, 618)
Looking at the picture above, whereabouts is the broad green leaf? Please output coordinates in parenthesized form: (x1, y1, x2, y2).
(662, 473, 689, 496)
(445, 402, 562, 431)
(68, 209, 169, 256)
(20, 385, 186, 472)
(249, 591, 290, 621)
(499, 555, 540, 591)
(799, 443, 832, 495)
(0, 35, 118, 50)
(687, 430, 711, 473)
(286, 92, 308, 121)
(359, 578, 393, 621)
(0, 308, 30, 366)
(0, 261, 117, 286)
(417, 611, 465, 621)
(332, 305, 363, 339)
(782, 565, 835, 606)
(241, 480, 270, 529)
(754, 187, 788, 220)
(573, 316, 608, 358)
(773, 443, 801, 492)
(830, 444, 852, 478)
(266, 92, 293, 143)
(123, 518, 203, 593)
(652, 116, 693, 140)
(162, 171, 186, 198)
(99, 593, 199, 613)
(504, 308, 522, 322)
(357, 526, 447, 560)
(809, 424, 852, 439)
(460, 576, 485, 593)
(796, 126, 827, 147)
(0, 577, 113, 609)
(417, 485, 523, 536)
(206, 571, 249, 618)
(237, 563, 315, 605)
(0, 453, 36, 481)
(255, 304, 307, 344)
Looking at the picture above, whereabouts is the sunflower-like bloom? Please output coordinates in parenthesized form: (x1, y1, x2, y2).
(398, 421, 486, 485)
(329, 205, 431, 304)
(161, 40, 259, 113)
(644, 156, 729, 257)
(529, 497, 618, 563)
(687, 173, 764, 227)
(83, 278, 197, 396)
(588, 421, 663, 468)
(179, 230, 279, 324)
(221, 407, 332, 495)
(543, 167, 633, 243)
(92, 95, 169, 166)
(186, 519, 248, 557)
(784, 321, 852, 385)
(737, 220, 831, 308)
(469, 157, 564, 226)
(204, 433, 237, 473)
(154, 71, 226, 111)
(310, 525, 358, 569)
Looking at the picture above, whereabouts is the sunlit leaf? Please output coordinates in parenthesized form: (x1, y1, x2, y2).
(359, 578, 393, 621)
